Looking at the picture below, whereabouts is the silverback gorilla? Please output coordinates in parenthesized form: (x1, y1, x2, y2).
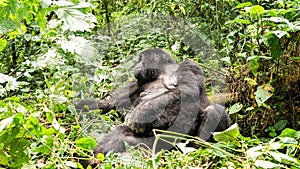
(74, 48, 230, 158)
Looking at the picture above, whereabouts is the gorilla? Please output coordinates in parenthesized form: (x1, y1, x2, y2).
(74, 48, 230, 158)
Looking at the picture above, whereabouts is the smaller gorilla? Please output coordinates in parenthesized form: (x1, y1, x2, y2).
(137, 63, 179, 103)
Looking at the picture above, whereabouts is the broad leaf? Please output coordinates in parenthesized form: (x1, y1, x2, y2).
(249, 57, 260, 76)
(244, 77, 257, 86)
(213, 123, 240, 143)
(264, 17, 294, 29)
(254, 160, 285, 168)
(50, 94, 68, 104)
(269, 151, 299, 164)
(0, 115, 15, 132)
(76, 137, 97, 150)
(226, 19, 251, 25)
(271, 30, 288, 39)
(247, 5, 264, 15)
(229, 103, 243, 114)
(96, 153, 105, 162)
(177, 142, 196, 155)
(265, 33, 281, 60)
(65, 161, 77, 168)
(60, 36, 97, 59)
(279, 128, 300, 138)
(55, 7, 97, 32)
(269, 142, 281, 150)
(246, 145, 265, 159)
(235, 2, 252, 9)
(0, 38, 7, 51)
(254, 85, 273, 107)
(274, 119, 287, 131)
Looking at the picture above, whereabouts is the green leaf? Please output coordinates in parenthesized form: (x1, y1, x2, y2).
(65, 161, 78, 168)
(229, 103, 243, 114)
(246, 145, 265, 160)
(247, 5, 264, 15)
(254, 85, 273, 107)
(226, 19, 251, 25)
(264, 9, 277, 17)
(291, 57, 300, 61)
(35, 8, 47, 31)
(266, 33, 281, 60)
(0, 38, 7, 51)
(96, 153, 105, 162)
(50, 94, 68, 104)
(249, 57, 260, 76)
(280, 128, 300, 138)
(268, 151, 298, 164)
(269, 142, 281, 150)
(9, 138, 30, 165)
(0, 115, 15, 132)
(0, 151, 8, 165)
(41, 126, 56, 136)
(55, 6, 97, 32)
(177, 142, 196, 155)
(220, 57, 231, 64)
(266, 17, 289, 23)
(0, 0, 9, 7)
(36, 137, 54, 154)
(235, 2, 252, 9)
(244, 77, 257, 86)
(271, 30, 288, 39)
(269, 131, 277, 137)
(254, 160, 285, 168)
(60, 36, 97, 58)
(265, 17, 294, 30)
(76, 137, 97, 150)
(280, 137, 298, 144)
(212, 149, 226, 157)
(213, 123, 240, 143)
(52, 118, 66, 133)
(274, 119, 287, 131)
(178, 4, 186, 15)
(245, 106, 254, 111)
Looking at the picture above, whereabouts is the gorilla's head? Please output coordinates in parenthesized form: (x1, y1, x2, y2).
(134, 48, 176, 82)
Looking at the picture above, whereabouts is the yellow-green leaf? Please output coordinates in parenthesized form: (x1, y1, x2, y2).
(248, 5, 264, 15)
(0, 38, 7, 51)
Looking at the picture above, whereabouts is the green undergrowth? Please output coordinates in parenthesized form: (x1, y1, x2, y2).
(0, 0, 300, 168)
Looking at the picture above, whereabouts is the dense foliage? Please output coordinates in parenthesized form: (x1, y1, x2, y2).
(0, 0, 299, 168)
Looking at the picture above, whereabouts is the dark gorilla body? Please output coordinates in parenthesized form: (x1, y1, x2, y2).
(74, 49, 230, 158)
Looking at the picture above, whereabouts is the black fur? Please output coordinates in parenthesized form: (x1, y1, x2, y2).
(74, 48, 230, 159)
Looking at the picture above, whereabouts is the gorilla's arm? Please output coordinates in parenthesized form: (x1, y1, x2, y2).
(74, 81, 142, 113)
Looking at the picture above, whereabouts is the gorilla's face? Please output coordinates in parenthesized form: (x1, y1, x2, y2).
(134, 48, 176, 82)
